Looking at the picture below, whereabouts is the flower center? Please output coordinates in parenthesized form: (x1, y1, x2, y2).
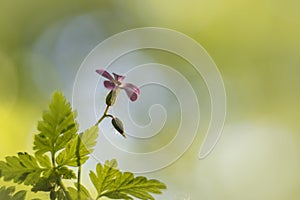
(113, 79, 122, 86)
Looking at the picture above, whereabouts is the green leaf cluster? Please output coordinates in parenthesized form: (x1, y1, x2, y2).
(0, 91, 166, 199)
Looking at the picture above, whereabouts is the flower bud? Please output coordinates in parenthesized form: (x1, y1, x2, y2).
(111, 117, 125, 138)
(106, 90, 119, 106)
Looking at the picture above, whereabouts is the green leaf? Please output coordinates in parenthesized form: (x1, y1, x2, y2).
(35, 154, 52, 168)
(105, 191, 133, 200)
(33, 91, 78, 156)
(0, 186, 26, 200)
(0, 152, 45, 185)
(56, 126, 98, 167)
(68, 183, 93, 200)
(11, 190, 27, 200)
(89, 159, 167, 200)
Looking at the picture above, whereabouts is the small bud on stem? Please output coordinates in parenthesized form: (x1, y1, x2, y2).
(112, 117, 126, 138)
(106, 89, 119, 106)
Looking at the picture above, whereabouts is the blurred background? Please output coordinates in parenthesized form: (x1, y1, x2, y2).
(1, 0, 300, 199)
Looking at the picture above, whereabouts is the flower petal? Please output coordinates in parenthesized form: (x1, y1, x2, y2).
(128, 92, 138, 101)
(121, 83, 140, 101)
(96, 69, 114, 81)
(113, 73, 125, 82)
(122, 83, 140, 94)
(124, 88, 138, 101)
(104, 80, 116, 90)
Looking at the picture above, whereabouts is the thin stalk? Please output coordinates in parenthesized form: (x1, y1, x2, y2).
(76, 134, 82, 200)
(95, 105, 110, 126)
(51, 151, 56, 168)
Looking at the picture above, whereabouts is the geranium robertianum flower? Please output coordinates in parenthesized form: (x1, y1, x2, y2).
(96, 69, 140, 101)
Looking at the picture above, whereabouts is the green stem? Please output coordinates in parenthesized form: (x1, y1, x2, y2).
(95, 105, 111, 126)
(76, 134, 82, 200)
(51, 151, 56, 168)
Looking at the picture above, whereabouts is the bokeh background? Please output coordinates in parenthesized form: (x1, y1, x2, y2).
(1, 0, 300, 199)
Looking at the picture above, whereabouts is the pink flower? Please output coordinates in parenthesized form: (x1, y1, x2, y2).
(96, 69, 140, 101)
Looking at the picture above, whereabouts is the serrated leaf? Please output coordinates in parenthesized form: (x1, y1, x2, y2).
(0, 153, 45, 185)
(12, 190, 27, 200)
(68, 183, 93, 200)
(0, 186, 26, 200)
(56, 126, 98, 167)
(89, 159, 167, 200)
(89, 159, 119, 195)
(33, 91, 78, 156)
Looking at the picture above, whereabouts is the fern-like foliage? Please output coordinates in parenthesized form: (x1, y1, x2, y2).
(0, 152, 46, 185)
(33, 92, 78, 156)
(0, 91, 167, 200)
(89, 159, 167, 200)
